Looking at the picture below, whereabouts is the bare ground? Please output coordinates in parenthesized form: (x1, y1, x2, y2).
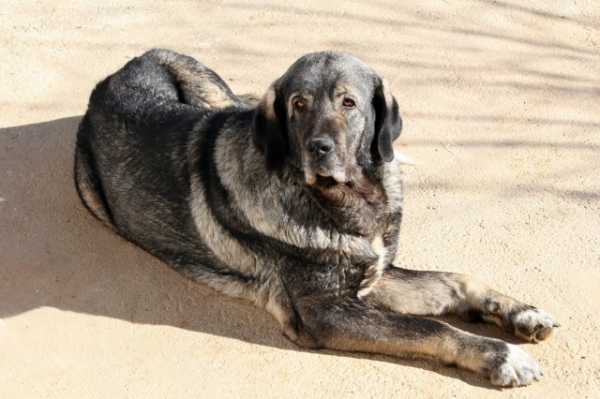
(1, 1, 599, 397)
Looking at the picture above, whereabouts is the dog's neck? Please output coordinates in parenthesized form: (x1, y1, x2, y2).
(307, 166, 387, 236)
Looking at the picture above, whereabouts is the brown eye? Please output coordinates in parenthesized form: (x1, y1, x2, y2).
(294, 100, 305, 109)
(342, 98, 355, 107)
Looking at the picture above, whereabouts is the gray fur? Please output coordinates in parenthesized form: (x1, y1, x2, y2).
(75, 49, 559, 387)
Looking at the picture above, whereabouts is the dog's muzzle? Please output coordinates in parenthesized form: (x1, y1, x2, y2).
(303, 136, 347, 186)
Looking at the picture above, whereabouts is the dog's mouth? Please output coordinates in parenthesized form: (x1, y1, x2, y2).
(302, 148, 348, 186)
(304, 165, 347, 187)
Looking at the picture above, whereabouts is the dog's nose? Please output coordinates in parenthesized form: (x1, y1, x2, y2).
(308, 138, 334, 156)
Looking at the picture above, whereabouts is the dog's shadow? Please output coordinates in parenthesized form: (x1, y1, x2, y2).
(1, 117, 525, 389)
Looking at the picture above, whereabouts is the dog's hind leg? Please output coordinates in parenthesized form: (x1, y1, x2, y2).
(74, 128, 115, 230)
(295, 295, 542, 387)
(364, 266, 560, 343)
(144, 49, 245, 109)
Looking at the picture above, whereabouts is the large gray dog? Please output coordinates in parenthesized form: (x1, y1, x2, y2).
(75, 49, 559, 387)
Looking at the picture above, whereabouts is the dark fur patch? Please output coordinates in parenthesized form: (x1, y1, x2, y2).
(310, 169, 386, 235)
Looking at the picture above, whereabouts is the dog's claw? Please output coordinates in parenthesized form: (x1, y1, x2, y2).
(511, 307, 560, 342)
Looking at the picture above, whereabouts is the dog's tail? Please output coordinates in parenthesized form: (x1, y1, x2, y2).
(142, 49, 245, 109)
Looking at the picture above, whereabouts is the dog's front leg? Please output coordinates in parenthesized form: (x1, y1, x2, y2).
(364, 265, 560, 343)
(294, 295, 542, 387)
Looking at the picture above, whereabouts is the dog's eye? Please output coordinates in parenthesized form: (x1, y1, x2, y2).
(342, 98, 355, 108)
(294, 100, 305, 110)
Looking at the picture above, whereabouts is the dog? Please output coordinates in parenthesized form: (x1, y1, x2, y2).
(75, 49, 559, 387)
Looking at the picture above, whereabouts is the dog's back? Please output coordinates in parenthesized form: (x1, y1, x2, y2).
(74, 50, 247, 271)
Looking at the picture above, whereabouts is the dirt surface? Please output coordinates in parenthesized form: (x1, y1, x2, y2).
(1, 0, 599, 397)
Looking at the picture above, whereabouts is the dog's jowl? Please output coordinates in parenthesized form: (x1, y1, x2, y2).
(75, 49, 559, 387)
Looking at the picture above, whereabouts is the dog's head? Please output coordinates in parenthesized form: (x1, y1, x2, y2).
(252, 51, 402, 186)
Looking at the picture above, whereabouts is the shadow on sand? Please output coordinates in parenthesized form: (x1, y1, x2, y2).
(1, 116, 560, 389)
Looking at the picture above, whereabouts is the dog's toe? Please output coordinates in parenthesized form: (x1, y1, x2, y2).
(490, 344, 542, 387)
(512, 308, 560, 343)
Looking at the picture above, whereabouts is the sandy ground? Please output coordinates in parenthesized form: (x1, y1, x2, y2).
(1, 0, 599, 397)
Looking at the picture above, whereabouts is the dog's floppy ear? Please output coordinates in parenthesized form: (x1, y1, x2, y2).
(252, 84, 288, 170)
(372, 77, 402, 162)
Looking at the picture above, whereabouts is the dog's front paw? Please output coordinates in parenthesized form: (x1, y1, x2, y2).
(489, 344, 542, 387)
(510, 307, 560, 343)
